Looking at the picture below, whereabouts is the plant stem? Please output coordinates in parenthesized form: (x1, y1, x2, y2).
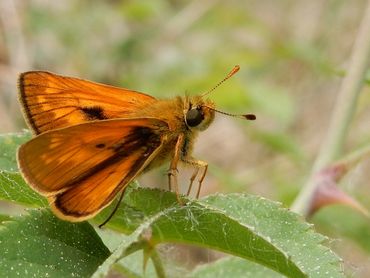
(112, 263, 141, 278)
(151, 249, 166, 278)
(291, 1, 370, 216)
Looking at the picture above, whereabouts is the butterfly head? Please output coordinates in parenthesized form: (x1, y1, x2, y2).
(184, 96, 215, 131)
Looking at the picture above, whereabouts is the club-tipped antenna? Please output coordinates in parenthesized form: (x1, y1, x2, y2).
(203, 105, 256, 121)
(201, 65, 240, 97)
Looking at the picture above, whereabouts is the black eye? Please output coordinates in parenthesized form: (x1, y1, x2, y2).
(186, 108, 204, 127)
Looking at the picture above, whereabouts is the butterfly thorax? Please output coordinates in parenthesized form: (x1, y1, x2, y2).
(136, 95, 215, 171)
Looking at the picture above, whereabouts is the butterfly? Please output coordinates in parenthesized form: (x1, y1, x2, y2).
(17, 66, 255, 223)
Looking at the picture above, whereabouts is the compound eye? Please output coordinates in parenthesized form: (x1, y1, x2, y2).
(186, 108, 204, 127)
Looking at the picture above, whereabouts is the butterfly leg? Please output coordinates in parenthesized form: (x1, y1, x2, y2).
(182, 159, 208, 198)
(168, 134, 185, 204)
(186, 167, 199, 196)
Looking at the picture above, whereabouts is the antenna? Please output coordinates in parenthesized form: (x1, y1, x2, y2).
(203, 106, 256, 121)
(201, 65, 240, 97)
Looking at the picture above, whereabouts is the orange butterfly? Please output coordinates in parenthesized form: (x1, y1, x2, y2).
(17, 66, 255, 223)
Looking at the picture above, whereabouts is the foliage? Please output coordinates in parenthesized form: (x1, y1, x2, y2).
(0, 132, 343, 277)
(0, 210, 110, 277)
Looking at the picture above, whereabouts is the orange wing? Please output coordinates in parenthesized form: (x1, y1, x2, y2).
(17, 118, 168, 221)
(18, 71, 156, 134)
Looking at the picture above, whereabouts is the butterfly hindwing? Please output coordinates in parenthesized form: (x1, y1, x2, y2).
(18, 71, 156, 134)
(17, 118, 168, 221)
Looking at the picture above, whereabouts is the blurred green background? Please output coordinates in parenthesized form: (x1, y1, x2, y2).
(1, 0, 370, 276)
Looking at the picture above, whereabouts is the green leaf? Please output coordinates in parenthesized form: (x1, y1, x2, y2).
(201, 194, 342, 277)
(0, 209, 110, 277)
(0, 166, 342, 277)
(0, 131, 31, 172)
(0, 170, 47, 207)
(190, 256, 283, 278)
(95, 189, 343, 277)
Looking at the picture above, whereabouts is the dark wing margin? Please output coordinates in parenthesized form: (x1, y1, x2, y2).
(18, 72, 41, 134)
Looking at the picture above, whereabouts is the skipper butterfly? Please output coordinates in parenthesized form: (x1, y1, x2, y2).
(17, 66, 255, 223)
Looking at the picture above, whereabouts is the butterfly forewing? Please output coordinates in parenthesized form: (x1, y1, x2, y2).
(18, 118, 168, 221)
(18, 71, 156, 134)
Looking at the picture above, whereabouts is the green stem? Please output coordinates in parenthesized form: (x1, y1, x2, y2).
(291, 1, 370, 216)
(112, 263, 141, 278)
(150, 248, 166, 278)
